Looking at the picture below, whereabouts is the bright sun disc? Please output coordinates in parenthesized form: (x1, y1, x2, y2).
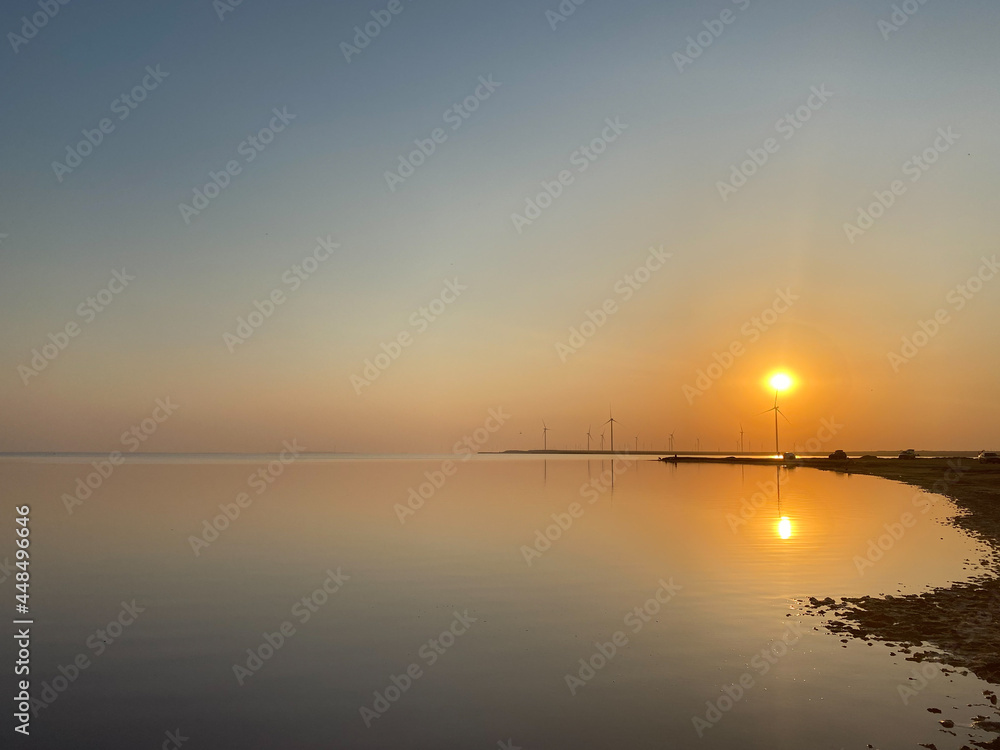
(770, 373, 793, 391)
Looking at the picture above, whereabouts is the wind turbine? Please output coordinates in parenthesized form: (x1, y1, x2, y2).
(600, 430, 605, 451)
(586, 426, 593, 452)
(542, 420, 551, 451)
(758, 373, 793, 456)
(603, 408, 620, 454)
(668, 432, 675, 453)
(634, 436, 639, 453)
(739, 424, 745, 454)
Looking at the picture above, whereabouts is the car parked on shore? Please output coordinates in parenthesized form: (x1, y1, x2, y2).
(898, 449, 918, 459)
(828, 450, 849, 460)
(978, 451, 1000, 464)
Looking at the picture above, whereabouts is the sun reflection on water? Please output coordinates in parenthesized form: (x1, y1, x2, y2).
(778, 516, 793, 540)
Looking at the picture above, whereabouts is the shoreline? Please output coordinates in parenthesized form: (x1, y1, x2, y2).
(806, 458, 1000, 748)
(801, 458, 1000, 672)
(656, 455, 1000, 746)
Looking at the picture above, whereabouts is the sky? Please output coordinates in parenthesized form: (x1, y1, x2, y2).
(1, 0, 999, 454)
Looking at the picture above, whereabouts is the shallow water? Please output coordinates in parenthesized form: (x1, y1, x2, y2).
(1, 455, 995, 749)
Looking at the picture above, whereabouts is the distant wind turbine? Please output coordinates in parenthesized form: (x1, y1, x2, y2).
(604, 408, 620, 454)
(600, 430, 606, 451)
(586, 426, 593, 452)
(739, 424, 745, 454)
(542, 420, 551, 451)
(669, 432, 675, 452)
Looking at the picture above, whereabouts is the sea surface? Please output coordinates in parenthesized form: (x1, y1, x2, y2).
(1, 454, 995, 749)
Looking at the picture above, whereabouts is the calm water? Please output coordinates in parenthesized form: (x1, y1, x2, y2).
(1, 455, 995, 749)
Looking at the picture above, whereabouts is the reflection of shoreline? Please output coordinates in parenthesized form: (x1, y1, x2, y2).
(486, 450, 980, 459)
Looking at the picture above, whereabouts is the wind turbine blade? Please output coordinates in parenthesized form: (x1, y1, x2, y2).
(755, 408, 775, 416)
(779, 410, 792, 425)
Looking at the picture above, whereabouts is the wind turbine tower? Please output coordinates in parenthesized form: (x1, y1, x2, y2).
(604, 409, 620, 454)
(758, 374, 793, 455)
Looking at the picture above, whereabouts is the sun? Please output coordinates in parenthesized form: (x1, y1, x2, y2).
(769, 373, 793, 392)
